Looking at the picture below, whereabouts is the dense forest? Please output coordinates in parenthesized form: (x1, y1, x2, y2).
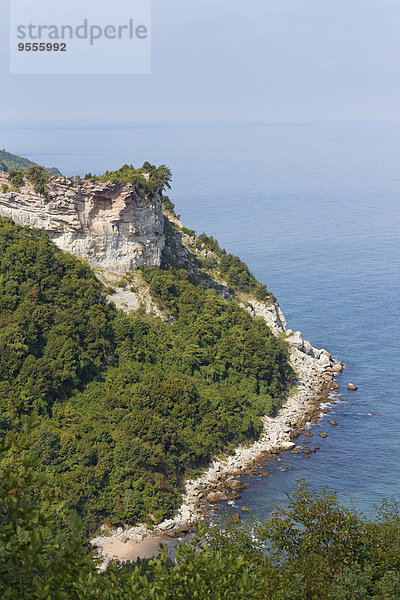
(0, 216, 293, 533)
(0, 149, 61, 175)
(3, 425, 400, 599)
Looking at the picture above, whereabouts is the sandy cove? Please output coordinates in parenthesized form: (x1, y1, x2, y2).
(91, 326, 343, 570)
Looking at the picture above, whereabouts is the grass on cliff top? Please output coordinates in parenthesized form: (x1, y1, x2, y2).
(80, 162, 172, 201)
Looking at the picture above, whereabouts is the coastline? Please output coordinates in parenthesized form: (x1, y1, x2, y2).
(91, 304, 343, 569)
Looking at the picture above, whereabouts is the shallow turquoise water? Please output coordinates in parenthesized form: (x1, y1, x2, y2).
(1, 120, 399, 518)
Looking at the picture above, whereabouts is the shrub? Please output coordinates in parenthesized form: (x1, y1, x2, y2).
(82, 163, 172, 200)
(9, 170, 24, 189)
(26, 165, 49, 199)
(181, 226, 196, 237)
(25, 165, 48, 185)
(162, 196, 176, 215)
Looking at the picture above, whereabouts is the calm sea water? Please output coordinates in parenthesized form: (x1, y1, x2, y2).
(1, 120, 399, 519)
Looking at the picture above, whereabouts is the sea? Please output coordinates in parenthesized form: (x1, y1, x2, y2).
(1, 120, 399, 520)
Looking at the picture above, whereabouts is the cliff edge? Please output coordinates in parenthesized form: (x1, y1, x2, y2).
(0, 173, 165, 273)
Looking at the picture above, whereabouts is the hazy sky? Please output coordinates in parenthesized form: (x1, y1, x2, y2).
(1, 0, 400, 122)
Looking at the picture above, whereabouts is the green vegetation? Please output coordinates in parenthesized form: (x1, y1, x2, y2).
(2, 165, 51, 198)
(0, 217, 293, 533)
(83, 162, 172, 200)
(195, 233, 271, 301)
(181, 226, 196, 237)
(0, 149, 61, 175)
(162, 195, 177, 216)
(8, 170, 25, 190)
(25, 165, 50, 199)
(0, 419, 90, 600)
(2, 427, 400, 600)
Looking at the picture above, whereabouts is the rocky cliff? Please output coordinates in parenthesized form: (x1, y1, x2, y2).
(0, 173, 165, 273)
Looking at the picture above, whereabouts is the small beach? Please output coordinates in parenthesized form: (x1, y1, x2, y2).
(101, 536, 177, 562)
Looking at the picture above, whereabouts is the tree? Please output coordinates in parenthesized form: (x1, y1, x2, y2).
(8, 170, 24, 189)
(0, 417, 94, 600)
(25, 165, 49, 198)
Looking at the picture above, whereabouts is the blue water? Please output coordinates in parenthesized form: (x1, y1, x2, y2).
(1, 120, 399, 519)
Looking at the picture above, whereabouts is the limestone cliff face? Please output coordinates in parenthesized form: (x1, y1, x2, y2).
(0, 174, 165, 273)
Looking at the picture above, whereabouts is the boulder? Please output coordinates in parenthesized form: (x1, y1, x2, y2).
(303, 340, 315, 357)
(286, 331, 304, 349)
(348, 383, 358, 391)
(318, 354, 331, 367)
(158, 520, 175, 531)
(281, 441, 296, 451)
(228, 491, 241, 500)
(206, 491, 228, 503)
(179, 504, 193, 520)
(226, 479, 245, 491)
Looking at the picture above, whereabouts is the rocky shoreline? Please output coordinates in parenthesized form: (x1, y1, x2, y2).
(91, 323, 343, 570)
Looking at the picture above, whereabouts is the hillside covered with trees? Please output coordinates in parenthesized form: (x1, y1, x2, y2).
(0, 215, 293, 533)
(0, 149, 61, 175)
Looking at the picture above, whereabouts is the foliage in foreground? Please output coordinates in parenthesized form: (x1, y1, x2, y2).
(0, 217, 293, 532)
(2, 424, 400, 600)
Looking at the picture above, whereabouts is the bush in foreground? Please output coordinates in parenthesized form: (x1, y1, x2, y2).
(2, 421, 400, 599)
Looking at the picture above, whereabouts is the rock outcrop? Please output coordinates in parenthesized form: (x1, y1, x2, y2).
(0, 174, 164, 273)
(245, 299, 287, 334)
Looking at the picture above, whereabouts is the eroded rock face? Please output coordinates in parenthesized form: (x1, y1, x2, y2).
(0, 174, 165, 273)
(245, 299, 287, 334)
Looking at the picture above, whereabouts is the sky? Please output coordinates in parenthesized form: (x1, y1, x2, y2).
(1, 0, 400, 123)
